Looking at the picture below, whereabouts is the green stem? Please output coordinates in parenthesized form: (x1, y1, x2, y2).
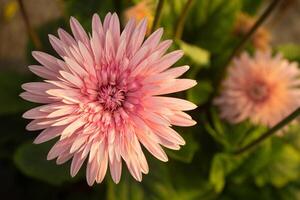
(214, 0, 281, 89)
(234, 107, 300, 155)
(174, 0, 194, 39)
(17, 0, 42, 49)
(151, 0, 165, 32)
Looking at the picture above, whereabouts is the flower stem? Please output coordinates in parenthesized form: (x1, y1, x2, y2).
(214, 0, 281, 88)
(151, 0, 165, 32)
(17, 0, 42, 49)
(174, 0, 194, 39)
(234, 107, 300, 155)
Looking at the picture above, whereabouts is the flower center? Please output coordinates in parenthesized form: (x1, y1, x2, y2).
(247, 80, 270, 103)
(98, 85, 125, 111)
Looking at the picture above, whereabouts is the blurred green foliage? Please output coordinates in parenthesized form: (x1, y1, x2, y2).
(276, 44, 300, 63)
(0, 71, 33, 115)
(14, 141, 82, 186)
(1, 0, 300, 199)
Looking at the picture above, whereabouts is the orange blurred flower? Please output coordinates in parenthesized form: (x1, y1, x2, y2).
(124, 0, 154, 34)
(234, 13, 271, 51)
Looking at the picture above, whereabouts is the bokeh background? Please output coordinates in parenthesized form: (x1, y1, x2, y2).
(1, 0, 300, 199)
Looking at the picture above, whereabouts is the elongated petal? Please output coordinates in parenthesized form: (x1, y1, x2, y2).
(34, 126, 65, 144)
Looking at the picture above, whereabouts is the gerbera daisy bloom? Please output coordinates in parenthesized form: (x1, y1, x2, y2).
(214, 51, 300, 127)
(20, 13, 197, 185)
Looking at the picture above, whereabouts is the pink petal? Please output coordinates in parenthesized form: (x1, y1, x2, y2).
(70, 151, 87, 177)
(150, 96, 197, 111)
(63, 56, 88, 77)
(60, 118, 85, 139)
(70, 16, 90, 47)
(103, 12, 112, 32)
(34, 126, 65, 144)
(58, 28, 77, 47)
(20, 92, 54, 104)
(59, 70, 83, 87)
(136, 130, 168, 162)
(151, 50, 184, 73)
(92, 14, 104, 37)
(169, 111, 197, 127)
(86, 156, 99, 186)
(151, 124, 185, 145)
(96, 151, 108, 183)
(22, 82, 56, 96)
(47, 105, 76, 118)
(154, 79, 197, 95)
(22, 106, 48, 119)
(26, 119, 52, 131)
(56, 151, 73, 165)
(28, 65, 58, 80)
(129, 18, 147, 54)
(49, 34, 66, 57)
(143, 65, 190, 83)
(32, 51, 61, 71)
(109, 157, 122, 184)
(143, 28, 163, 49)
(78, 41, 95, 75)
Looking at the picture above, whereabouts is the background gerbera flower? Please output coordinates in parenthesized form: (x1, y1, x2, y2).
(20, 13, 197, 185)
(214, 51, 300, 127)
(123, 0, 154, 34)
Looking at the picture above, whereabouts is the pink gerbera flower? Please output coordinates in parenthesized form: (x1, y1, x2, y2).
(20, 13, 197, 185)
(214, 51, 300, 127)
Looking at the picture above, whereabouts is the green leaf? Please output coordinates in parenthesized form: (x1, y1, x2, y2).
(210, 108, 225, 136)
(107, 173, 145, 200)
(254, 139, 300, 188)
(166, 132, 199, 163)
(241, 0, 263, 15)
(107, 157, 215, 200)
(160, 0, 186, 37)
(209, 154, 226, 193)
(184, 0, 242, 53)
(204, 108, 229, 147)
(220, 181, 278, 200)
(278, 182, 300, 200)
(0, 71, 32, 115)
(276, 44, 300, 63)
(236, 125, 267, 148)
(282, 124, 300, 151)
(231, 136, 300, 188)
(177, 40, 210, 66)
(230, 139, 273, 183)
(107, 160, 167, 200)
(207, 108, 267, 151)
(14, 141, 81, 186)
(209, 153, 242, 193)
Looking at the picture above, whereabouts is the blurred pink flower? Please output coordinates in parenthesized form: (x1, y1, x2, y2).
(20, 13, 197, 185)
(214, 51, 300, 127)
